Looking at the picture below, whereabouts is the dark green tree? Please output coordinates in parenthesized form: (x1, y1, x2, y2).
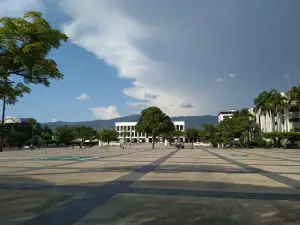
(99, 129, 119, 145)
(199, 124, 216, 145)
(136, 107, 175, 148)
(0, 11, 68, 104)
(7, 132, 28, 149)
(55, 125, 75, 149)
(74, 126, 98, 148)
(185, 128, 199, 149)
(162, 130, 185, 145)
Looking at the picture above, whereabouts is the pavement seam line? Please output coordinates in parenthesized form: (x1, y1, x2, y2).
(201, 148, 300, 191)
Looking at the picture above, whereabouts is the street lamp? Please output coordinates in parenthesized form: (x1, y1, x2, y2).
(0, 79, 14, 152)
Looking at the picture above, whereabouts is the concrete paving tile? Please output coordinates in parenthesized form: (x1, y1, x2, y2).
(131, 172, 299, 193)
(0, 189, 75, 225)
(74, 193, 258, 225)
(252, 165, 300, 173)
(239, 160, 300, 165)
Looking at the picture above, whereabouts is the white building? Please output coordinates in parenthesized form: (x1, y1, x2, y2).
(115, 121, 185, 143)
(218, 109, 236, 123)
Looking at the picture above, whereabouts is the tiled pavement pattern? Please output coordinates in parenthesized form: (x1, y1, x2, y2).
(1, 146, 300, 224)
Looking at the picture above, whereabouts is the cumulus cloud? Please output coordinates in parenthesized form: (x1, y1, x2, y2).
(229, 74, 236, 78)
(88, 106, 120, 120)
(180, 102, 193, 108)
(58, 1, 298, 115)
(51, 118, 57, 122)
(145, 93, 159, 99)
(0, 0, 43, 16)
(59, 0, 213, 116)
(76, 93, 90, 101)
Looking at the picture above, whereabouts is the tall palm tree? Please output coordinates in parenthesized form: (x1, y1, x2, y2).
(287, 86, 300, 105)
(286, 86, 300, 132)
(254, 91, 270, 132)
(269, 91, 287, 132)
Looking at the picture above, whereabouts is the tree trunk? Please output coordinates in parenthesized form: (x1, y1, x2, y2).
(152, 132, 155, 149)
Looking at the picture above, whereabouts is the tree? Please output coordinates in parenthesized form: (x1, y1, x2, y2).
(55, 125, 75, 149)
(7, 132, 28, 149)
(287, 86, 300, 105)
(268, 90, 287, 132)
(0, 11, 68, 104)
(99, 129, 119, 145)
(185, 128, 199, 149)
(214, 109, 260, 148)
(254, 91, 270, 131)
(162, 130, 185, 145)
(199, 124, 216, 144)
(136, 107, 175, 148)
(74, 126, 98, 148)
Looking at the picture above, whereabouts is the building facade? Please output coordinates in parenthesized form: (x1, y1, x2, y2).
(216, 92, 300, 132)
(218, 109, 236, 123)
(115, 121, 185, 143)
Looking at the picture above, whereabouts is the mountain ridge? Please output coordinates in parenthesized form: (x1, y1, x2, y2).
(43, 115, 218, 130)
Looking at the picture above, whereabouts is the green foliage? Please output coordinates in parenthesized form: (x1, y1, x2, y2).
(136, 107, 175, 148)
(214, 109, 260, 147)
(185, 128, 199, 139)
(74, 126, 98, 143)
(7, 132, 28, 148)
(263, 132, 300, 147)
(99, 129, 119, 145)
(162, 130, 185, 145)
(199, 124, 216, 144)
(287, 86, 300, 104)
(38, 139, 57, 146)
(0, 11, 68, 104)
(54, 125, 75, 146)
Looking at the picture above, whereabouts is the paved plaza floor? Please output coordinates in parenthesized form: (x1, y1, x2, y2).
(1, 145, 300, 224)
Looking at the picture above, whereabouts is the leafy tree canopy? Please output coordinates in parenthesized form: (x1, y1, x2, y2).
(136, 107, 174, 148)
(74, 126, 98, 142)
(0, 11, 68, 104)
(99, 129, 119, 145)
(54, 125, 75, 147)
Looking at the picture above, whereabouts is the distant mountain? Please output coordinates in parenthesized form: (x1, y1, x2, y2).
(43, 114, 218, 130)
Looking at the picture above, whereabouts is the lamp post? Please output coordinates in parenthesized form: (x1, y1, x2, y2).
(284, 74, 292, 90)
(0, 79, 14, 152)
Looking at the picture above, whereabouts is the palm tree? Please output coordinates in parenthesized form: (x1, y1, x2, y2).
(269, 91, 287, 132)
(286, 86, 300, 132)
(287, 86, 300, 105)
(254, 91, 270, 132)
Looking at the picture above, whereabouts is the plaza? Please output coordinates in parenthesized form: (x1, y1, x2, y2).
(1, 145, 300, 224)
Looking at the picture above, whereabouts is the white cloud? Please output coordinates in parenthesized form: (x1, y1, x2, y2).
(215, 78, 223, 82)
(76, 93, 90, 101)
(88, 105, 120, 120)
(59, 1, 245, 116)
(127, 102, 146, 107)
(229, 74, 236, 78)
(0, 0, 43, 17)
(51, 118, 57, 122)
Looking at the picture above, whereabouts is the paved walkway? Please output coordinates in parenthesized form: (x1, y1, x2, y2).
(1, 146, 300, 224)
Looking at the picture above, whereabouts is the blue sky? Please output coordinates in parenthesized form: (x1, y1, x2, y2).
(1, 0, 300, 122)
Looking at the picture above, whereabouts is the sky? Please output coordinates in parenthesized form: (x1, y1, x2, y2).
(1, 0, 300, 122)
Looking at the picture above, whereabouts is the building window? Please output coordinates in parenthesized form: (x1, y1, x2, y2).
(289, 118, 300, 122)
(127, 126, 130, 130)
(120, 132, 123, 137)
(289, 107, 300, 112)
(116, 126, 119, 131)
(180, 125, 183, 131)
